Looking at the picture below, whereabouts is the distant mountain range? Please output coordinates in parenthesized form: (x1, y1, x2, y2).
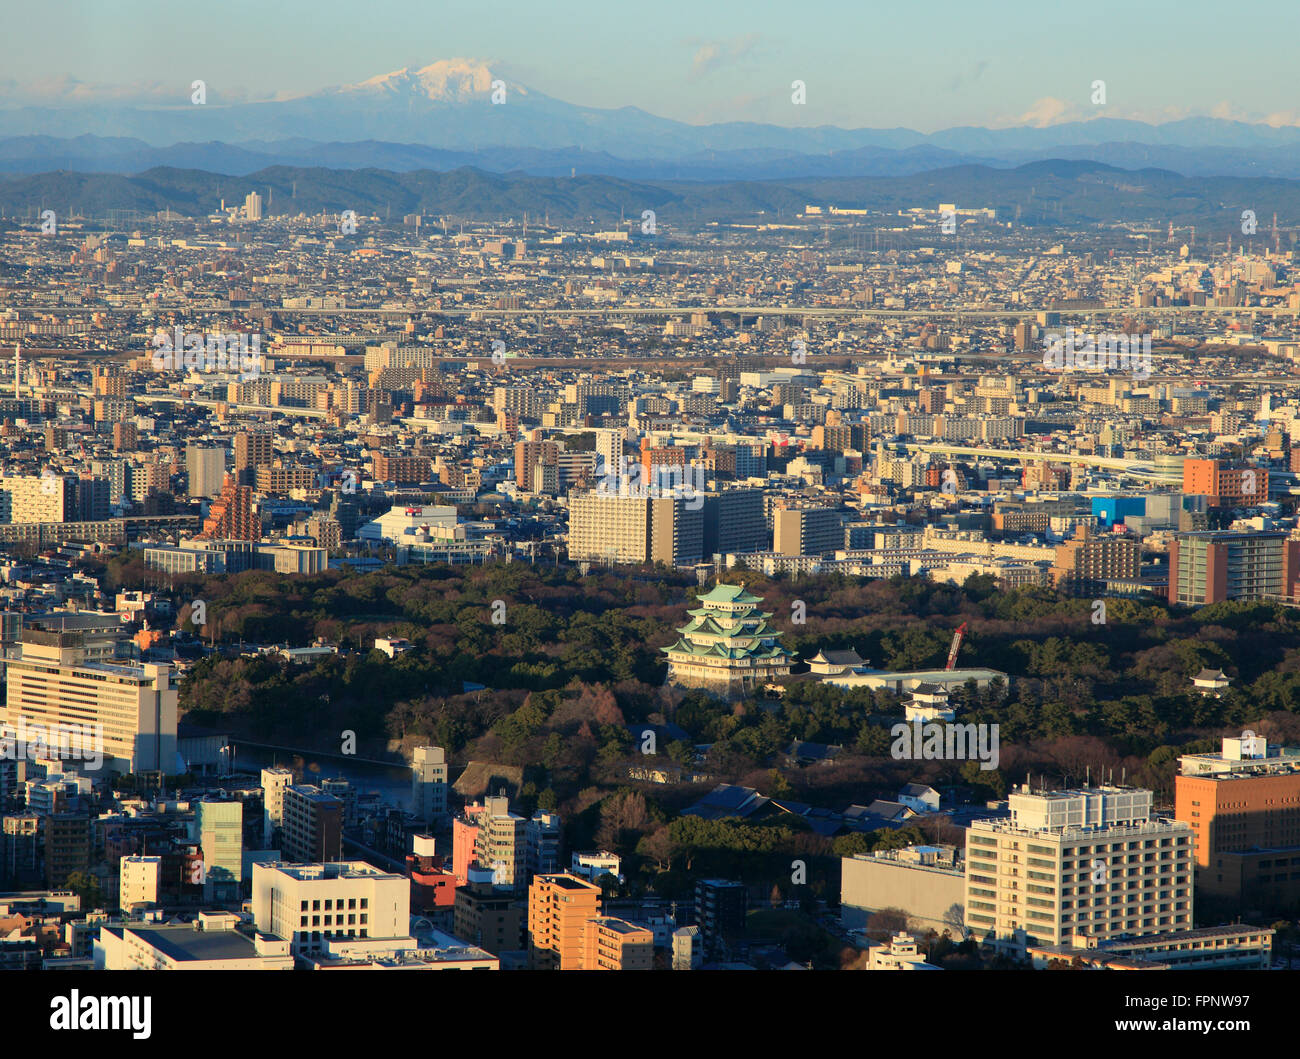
(4, 160, 1299, 230)
(2, 59, 1300, 180)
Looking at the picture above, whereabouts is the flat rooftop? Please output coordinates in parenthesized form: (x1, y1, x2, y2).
(117, 924, 267, 963)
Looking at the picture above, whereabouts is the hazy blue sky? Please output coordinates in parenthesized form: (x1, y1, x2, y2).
(5, 0, 1297, 131)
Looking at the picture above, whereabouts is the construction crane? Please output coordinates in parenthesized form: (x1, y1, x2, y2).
(945, 622, 967, 671)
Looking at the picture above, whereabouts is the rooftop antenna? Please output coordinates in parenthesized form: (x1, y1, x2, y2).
(1085, 765, 1090, 787)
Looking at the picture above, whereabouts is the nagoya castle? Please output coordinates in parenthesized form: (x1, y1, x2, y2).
(663, 583, 793, 698)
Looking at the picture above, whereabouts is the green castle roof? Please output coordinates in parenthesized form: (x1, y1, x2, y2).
(695, 583, 764, 606)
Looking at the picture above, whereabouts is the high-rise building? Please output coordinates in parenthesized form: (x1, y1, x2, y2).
(650, 495, 704, 566)
(453, 883, 524, 953)
(196, 799, 243, 901)
(702, 489, 767, 556)
(694, 878, 747, 958)
(528, 873, 602, 969)
(411, 746, 447, 824)
(452, 810, 481, 886)
(243, 191, 263, 221)
(186, 444, 226, 498)
(320, 777, 357, 830)
(473, 795, 527, 891)
(261, 766, 294, 845)
(3, 630, 176, 774)
(281, 785, 343, 864)
(44, 813, 92, 888)
(773, 505, 843, 557)
(965, 785, 1194, 958)
(568, 491, 651, 564)
(1167, 530, 1294, 605)
(0, 474, 77, 524)
(526, 811, 562, 878)
(234, 431, 273, 487)
(514, 440, 558, 490)
(1, 813, 40, 887)
(1176, 733, 1300, 911)
(77, 475, 110, 521)
(199, 474, 259, 540)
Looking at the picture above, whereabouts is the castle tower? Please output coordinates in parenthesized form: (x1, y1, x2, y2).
(662, 582, 793, 698)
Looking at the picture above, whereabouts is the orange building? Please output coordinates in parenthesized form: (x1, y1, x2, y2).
(581, 917, 653, 971)
(1175, 735, 1300, 909)
(640, 438, 686, 484)
(1181, 458, 1268, 506)
(527, 873, 601, 970)
(199, 474, 259, 540)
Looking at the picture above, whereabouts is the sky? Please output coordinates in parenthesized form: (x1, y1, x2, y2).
(3, 0, 1298, 131)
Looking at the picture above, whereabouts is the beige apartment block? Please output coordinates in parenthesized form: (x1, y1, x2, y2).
(568, 491, 650, 563)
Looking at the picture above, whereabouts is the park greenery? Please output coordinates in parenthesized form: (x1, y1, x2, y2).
(100, 550, 1300, 909)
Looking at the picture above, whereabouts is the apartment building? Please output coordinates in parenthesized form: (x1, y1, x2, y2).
(773, 505, 843, 557)
(44, 813, 92, 888)
(199, 475, 259, 540)
(1051, 523, 1141, 592)
(694, 878, 747, 958)
(185, 444, 226, 498)
(567, 491, 651, 564)
(527, 872, 602, 969)
(582, 916, 654, 970)
(0, 475, 78, 524)
(650, 495, 704, 566)
(701, 488, 767, 556)
(233, 430, 273, 486)
(411, 745, 448, 824)
(372, 453, 431, 485)
(965, 785, 1194, 957)
(261, 766, 294, 845)
(454, 883, 525, 953)
(281, 785, 343, 864)
(120, 854, 162, 910)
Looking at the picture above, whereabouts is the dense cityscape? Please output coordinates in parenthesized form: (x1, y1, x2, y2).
(2, 0, 1297, 1041)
